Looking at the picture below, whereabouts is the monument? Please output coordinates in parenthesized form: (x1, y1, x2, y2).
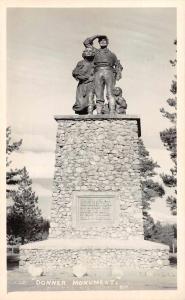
(19, 35, 169, 277)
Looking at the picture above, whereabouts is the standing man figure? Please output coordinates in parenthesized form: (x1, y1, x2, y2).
(83, 34, 123, 114)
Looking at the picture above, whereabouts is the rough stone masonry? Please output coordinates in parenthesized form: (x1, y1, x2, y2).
(49, 115, 143, 239)
(20, 115, 169, 273)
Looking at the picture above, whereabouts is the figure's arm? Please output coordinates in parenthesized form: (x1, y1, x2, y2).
(72, 70, 89, 81)
(72, 61, 81, 76)
(73, 74, 89, 81)
(83, 35, 101, 48)
(72, 61, 92, 81)
(114, 59, 123, 81)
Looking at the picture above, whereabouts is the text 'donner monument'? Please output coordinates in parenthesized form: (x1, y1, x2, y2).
(72, 192, 119, 227)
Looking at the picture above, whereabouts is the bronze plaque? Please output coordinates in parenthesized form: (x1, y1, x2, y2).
(72, 192, 119, 228)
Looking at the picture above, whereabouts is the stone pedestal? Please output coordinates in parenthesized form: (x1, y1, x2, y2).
(19, 115, 169, 273)
(50, 115, 143, 239)
(20, 239, 169, 273)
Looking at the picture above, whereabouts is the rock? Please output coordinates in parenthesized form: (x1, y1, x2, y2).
(157, 259, 163, 265)
(27, 264, 44, 277)
(76, 167, 83, 173)
(111, 266, 124, 279)
(73, 264, 87, 278)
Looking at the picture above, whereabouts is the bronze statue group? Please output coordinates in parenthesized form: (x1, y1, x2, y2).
(72, 35, 127, 115)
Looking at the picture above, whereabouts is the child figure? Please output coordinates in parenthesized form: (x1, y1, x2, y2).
(113, 87, 127, 114)
(102, 87, 127, 114)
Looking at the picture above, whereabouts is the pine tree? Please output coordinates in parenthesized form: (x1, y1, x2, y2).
(139, 139, 165, 239)
(7, 167, 43, 244)
(151, 221, 176, 252)
(6, 127, 23, 199)
(160, 40, 177, 215)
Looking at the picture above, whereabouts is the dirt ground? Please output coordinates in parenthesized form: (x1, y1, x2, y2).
(7, 264, 177, 292)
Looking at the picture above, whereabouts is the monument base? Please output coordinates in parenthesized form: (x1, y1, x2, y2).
(19, 238, 169, 274)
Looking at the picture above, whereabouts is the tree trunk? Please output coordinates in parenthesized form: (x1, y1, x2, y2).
(21, 236, 25, 245)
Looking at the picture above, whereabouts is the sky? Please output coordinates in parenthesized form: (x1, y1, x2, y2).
(7, 7, 177, 223)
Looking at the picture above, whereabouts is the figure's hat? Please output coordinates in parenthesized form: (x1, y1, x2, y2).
(98, 35, 109, 43)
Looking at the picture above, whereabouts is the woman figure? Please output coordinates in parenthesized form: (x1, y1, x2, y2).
(72, 48, 95, 114)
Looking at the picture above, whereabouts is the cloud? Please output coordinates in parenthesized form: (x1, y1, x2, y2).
(11, 151, 55, 178)
(150, 210, 177, 224)
(32, 182, 52, 197)
(38, 196, 51, 219)
(30, 179, 52, 218)
(12, 132, 55, 152)
(150, 196, 175, 223)
(148, 148, 173, 173)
